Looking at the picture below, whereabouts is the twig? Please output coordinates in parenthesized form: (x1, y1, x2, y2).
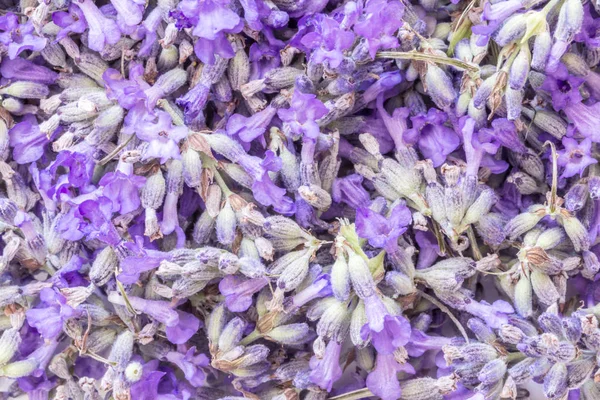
(328, 388, 373, 400)
(377, 51, 479, 72)
(417, 289, 470, 343)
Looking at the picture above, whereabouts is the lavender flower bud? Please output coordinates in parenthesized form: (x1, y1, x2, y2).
(509, 47, 530, 90)
(264, 216, 312, 241)
(276, 250, 312, 291)
(544, 362, 568, 399)
(514, 275, 533, 317)
(583, 250, 600, 280)
(90, 246, 118, 286)
(505, 87, 524, 120)
(0, 328, 21, 365)
(265, 323, 310, 345)
(75, 53, 109, 84)
(531, 270, 560, 305)
(142, 171, 166, 210)
(424, 64, 456, 109)
(523, 108, 567, 139)
(216, 200, 237, 246)
(494, 14, 527, 46)
(555, 0, 584, 43)
(505, 205, 545, 240)
(106, 330, 134, 372)
(347, 249, 376, 299)
(298, 185, 332, 212)
(565, 183, 588, 212)
(0, 82, 49, 99)
(478, 359, 507, 385)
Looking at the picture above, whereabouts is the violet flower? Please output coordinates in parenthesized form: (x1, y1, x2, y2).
(9, 115, 54, 164)
(301, 15, 355, 68)
(278, 89, 328, 141)
(125, 105, 188, 163)
(352, 0, 404, 58)
(309, 339, 343, 391)
(26, 288, 81, 340)
(174, 0, 244, 64)
(48, 151, 93, 188)
(166, 311, 202, 344)
(356, 202, 412, 252)
(0, 13, 47, 59)
(541, 64, 585, 111)
(226, 106, 278, 145)
(460, 116, 506, 177)
(103, 68, 148, 110)
(361, 294, 412, 354)
(331, 174, 371, 209)
(219, 275, 269, 312)
(165, 346, 210, 388)
(366, 353, 415, 400)
(557, 137, 597, 178)
(0, 58, 58, 85)
(52, 5, 88, 41)
(405, 109, 460, 167)
(73, 0, 121, 52)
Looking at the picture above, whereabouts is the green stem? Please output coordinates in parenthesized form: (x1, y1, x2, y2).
(97, 134, 134, 166)
(328, 388, 374, 400)
(505, 352, 526, 363)
(544, 141, 559, 213)
(418, 289, 470, 343)
(239, 329, 262, 346)
(212, 168, 233, 198)
(377, 51, 479, 72)
(466, 226, 482, 261)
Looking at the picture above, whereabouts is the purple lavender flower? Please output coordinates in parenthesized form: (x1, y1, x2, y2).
(48, 151, 93, 188)
(278, 89, 328, 141)
(165, 346, 210, 388)
(239, 150, 296, 214)
(166, 311, 202, 344)
(0, 58, 58, 85)
(482, 0, 523, 22)
(175, 0, 244, 64)
(125, 105, 188, 163)
(541, 64, 584, 111)
(405, 109, 461, 167)
(366, 353, 415, 400)
(558, 137, 597, 178)
(219, 275, 269, 312)
(289, 274, 332, 309)
(226, 106, 277, 145)
(238, 0, 272, 31)
(250, 41, 281, 80)
(331, 174, 371, 209)
(73, 0, 121, 52)
(110, 0, 145, 26)
(103, 68, 148, 110)
(361, 294, 412, 354)
(9, 115, 54, 164)
(60, 196, 122, 246)
(309, 340, 343, 391)
(0, 13, 47, 59)
(352, 0, 404, 58)
(26, 288, 81, 340)
(356, 202, 412, 252)
(376, 95, 410, 151)
(99, 169, 146, 215)
(52, 5, 88, 41)
(460, 116, 507, 177)
(129, 362, 166, 400)
(301, 15, 355, 68)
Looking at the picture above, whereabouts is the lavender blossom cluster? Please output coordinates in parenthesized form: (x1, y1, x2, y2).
(1, 0, 600, 398)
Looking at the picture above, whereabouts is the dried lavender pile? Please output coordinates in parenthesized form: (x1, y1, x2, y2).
(3, 0, 600, 398)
